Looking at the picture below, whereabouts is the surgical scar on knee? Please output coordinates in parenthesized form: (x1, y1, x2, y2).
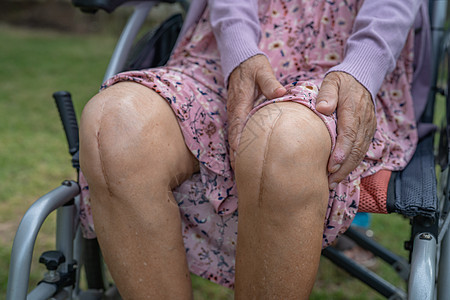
(96, 103, 114, 197)
(257, 111, 282, 207)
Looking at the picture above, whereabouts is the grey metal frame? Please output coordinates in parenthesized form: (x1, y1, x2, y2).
(409, 233, 437, 300)
(5, 0, 450, 299)
(6, 181, 79, 300)
(103, 1, 156, 82)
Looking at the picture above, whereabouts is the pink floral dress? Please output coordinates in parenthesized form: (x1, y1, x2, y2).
(79, 0, 417, 288)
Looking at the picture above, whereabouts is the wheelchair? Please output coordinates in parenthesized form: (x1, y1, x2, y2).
(5, 0, 450, 299)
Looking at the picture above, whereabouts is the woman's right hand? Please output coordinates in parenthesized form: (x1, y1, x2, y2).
(227, 54, 286, 169)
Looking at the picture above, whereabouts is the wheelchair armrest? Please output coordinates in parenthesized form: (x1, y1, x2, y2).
(386, 134, 438, 220)
(72, 0, 177, 13)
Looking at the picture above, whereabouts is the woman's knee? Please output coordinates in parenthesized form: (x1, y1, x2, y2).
(235, 102, 331, 211)
(79, 82, 197, 196)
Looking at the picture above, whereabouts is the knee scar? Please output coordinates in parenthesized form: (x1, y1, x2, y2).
(95, 103, 115, 197)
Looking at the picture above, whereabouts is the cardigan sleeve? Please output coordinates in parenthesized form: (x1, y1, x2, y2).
(208, 0, 265, 86)
(327, 0, 422, 103)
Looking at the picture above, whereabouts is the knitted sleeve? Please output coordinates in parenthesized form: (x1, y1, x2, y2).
(208, 0, 265, 86)
(327, 0, 422, 103)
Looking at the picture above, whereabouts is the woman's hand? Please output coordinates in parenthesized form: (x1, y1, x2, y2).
(227, 54, 286, 169)
(316, 71, 376, 189)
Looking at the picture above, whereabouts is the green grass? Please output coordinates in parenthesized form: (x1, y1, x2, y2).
(0, 24, 415, 299)
(0, 24, 115, 298)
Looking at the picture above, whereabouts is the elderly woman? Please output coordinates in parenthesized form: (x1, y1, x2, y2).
(79, 0, 428, 298)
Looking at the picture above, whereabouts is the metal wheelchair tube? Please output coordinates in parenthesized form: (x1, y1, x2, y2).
(430, 0, 448, 84)
(438, 228, 450, 300)
(56, 199, 76, 299)
(26, 282, 58, 300)
(6, 181, 80, 300)
(322, 247, 407, 299)
(408, 233, 437, 300)
(103, 1, 155, 82)
(424, 0, 448, 123)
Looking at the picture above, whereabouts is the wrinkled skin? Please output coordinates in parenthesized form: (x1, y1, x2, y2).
(227, 54, 376, 188)
(316, 71, 376, 188)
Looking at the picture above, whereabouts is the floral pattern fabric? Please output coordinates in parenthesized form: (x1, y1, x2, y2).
(79, 0, 417, 288)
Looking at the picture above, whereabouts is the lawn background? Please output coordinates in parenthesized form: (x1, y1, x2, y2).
(0, 3, 420, 299)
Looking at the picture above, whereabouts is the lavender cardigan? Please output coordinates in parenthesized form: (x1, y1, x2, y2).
(177, 0, 432, 136)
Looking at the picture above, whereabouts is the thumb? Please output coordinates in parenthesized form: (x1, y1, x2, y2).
(316, 75, 339, 115)
(255, 64, 286, 100)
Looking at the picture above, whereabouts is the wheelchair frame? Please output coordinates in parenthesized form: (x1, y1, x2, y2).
(6, 0, 450, 299)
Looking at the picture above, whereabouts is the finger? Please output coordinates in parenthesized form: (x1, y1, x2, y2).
(228, 114, 245, 168)
(316, 73, 339, 115)
(328, 103, 375, 188)
(327, 101, 357, 175)
(227, 81, 256, 168)
(255, 63, 286, 100)
(228, 104, 251, 156)
(328, 128, 367, 189)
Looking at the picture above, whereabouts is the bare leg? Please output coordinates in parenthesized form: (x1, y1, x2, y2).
(234, 102, 331, 299)
(79, 82, 198, 299)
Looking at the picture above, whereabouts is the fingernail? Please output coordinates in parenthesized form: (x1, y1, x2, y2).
(329, 182, 337, 190)
(330, 164, 341, 173)
(234, 150, 237, 158)
(274, 87, 286, 97)
(317, 99, 327, 106)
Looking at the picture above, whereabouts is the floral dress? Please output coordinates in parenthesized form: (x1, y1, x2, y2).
(79, 0, 417, 288)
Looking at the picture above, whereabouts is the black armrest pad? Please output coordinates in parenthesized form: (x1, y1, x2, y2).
(386, 134, 438, 220)
(72, 0, 176, 13)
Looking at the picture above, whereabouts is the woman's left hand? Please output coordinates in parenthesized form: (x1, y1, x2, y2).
(316, 71, 376, 189)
